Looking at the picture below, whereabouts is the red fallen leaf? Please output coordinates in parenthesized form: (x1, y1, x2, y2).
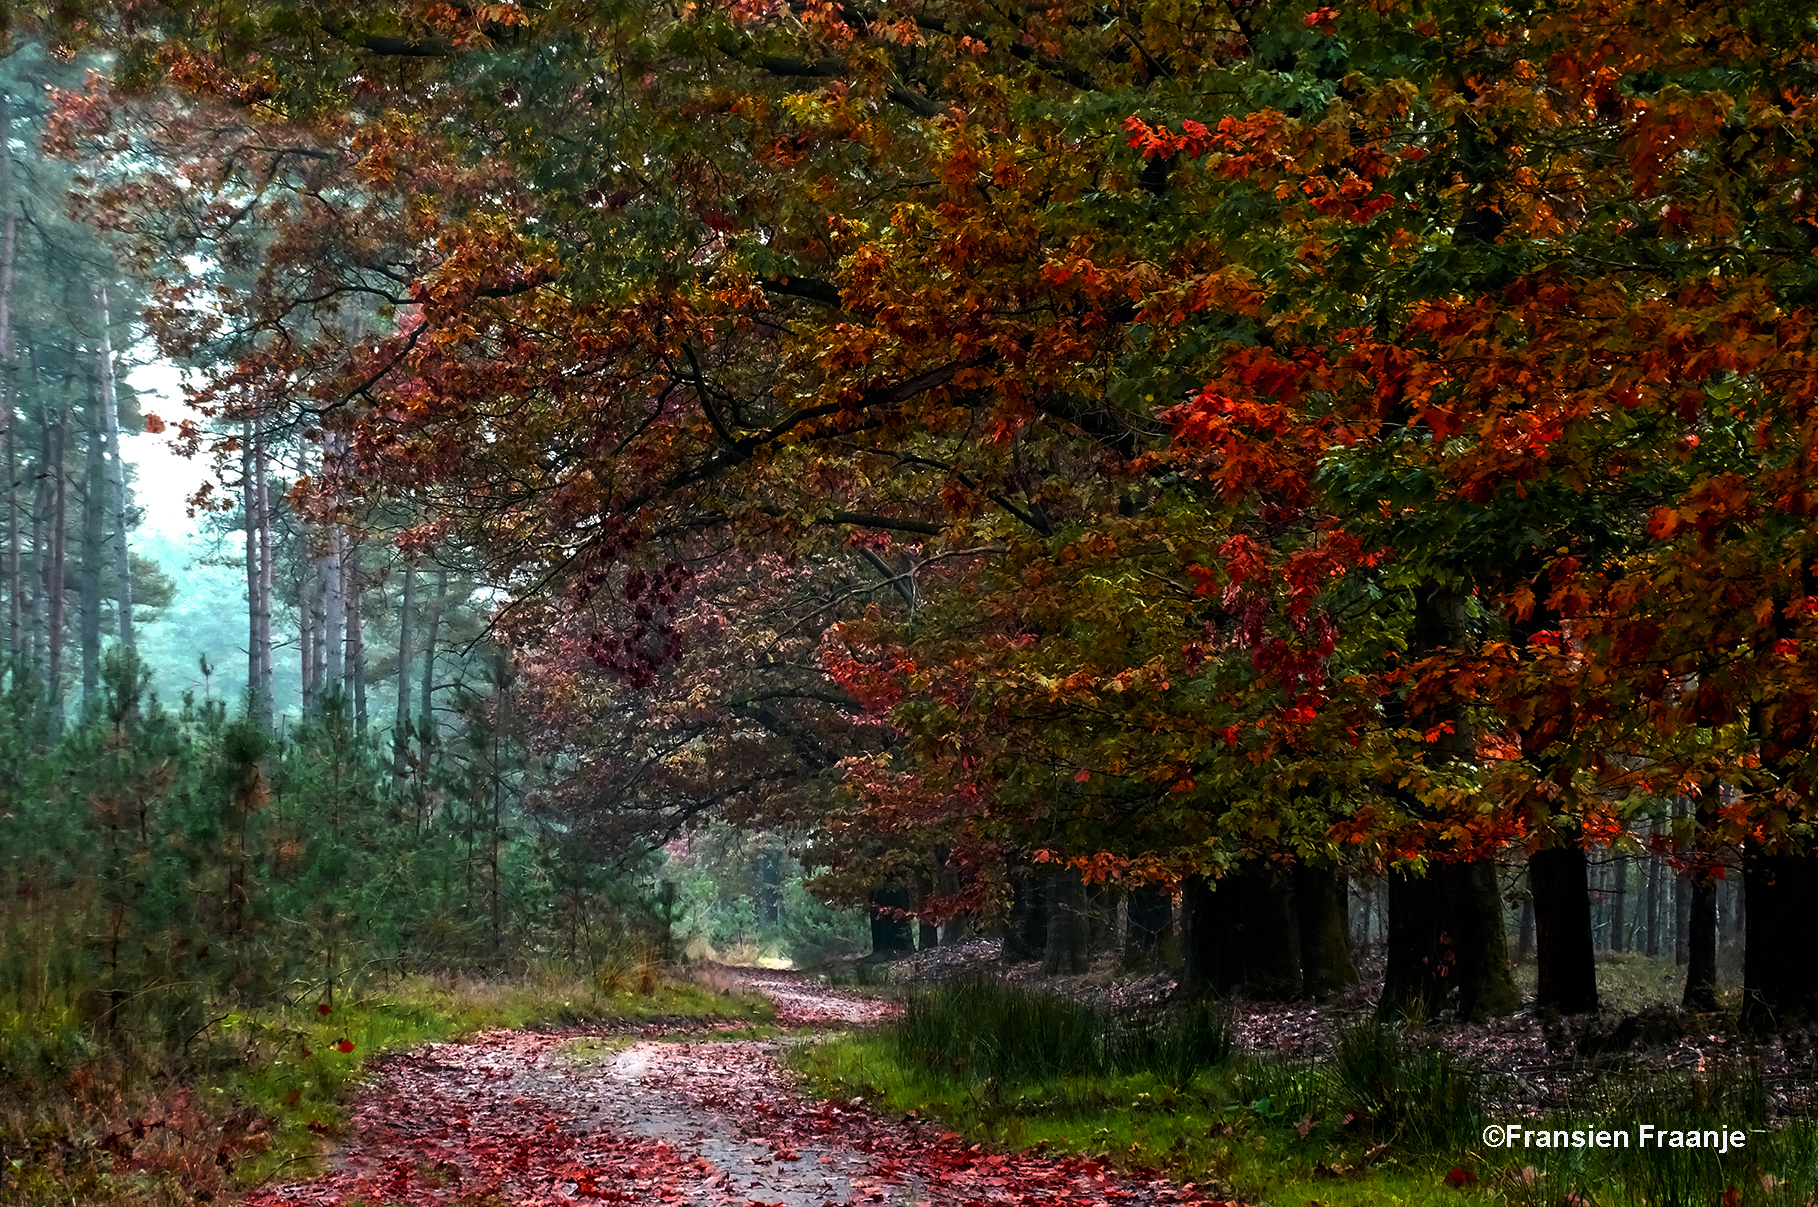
(306, 1120, 329, 1134)
(336, 1039, 356, 1053)
(1721, 1188, 1742, 1207)
(300, 1048, 312, 1058)
(285, 1090, 301, 1104)
(1444, 1165, 1479, 1188)
(318, 1003, 332, 1016)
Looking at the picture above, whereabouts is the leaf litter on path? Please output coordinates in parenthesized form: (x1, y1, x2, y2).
(247, 987, 1231, 1207)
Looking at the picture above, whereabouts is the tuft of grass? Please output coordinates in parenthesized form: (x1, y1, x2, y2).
(892, 976, 1230, 1083)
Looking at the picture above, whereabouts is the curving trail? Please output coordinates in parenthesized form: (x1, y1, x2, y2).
(246, 975, 1230, 1207)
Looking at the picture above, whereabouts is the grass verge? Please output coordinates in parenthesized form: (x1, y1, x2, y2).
(789, 979, 1818, 1207)
(1, 965, 772, 1206)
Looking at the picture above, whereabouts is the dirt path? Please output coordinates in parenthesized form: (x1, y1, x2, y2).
(246, 975, 1226, 1207)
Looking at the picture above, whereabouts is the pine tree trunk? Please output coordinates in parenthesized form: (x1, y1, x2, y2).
(1295, 863, 1359, 997)
(394, 557, 415, 780)
(1645, 827, 1662, 958)
(1610, 855, 1627, 952)
(93, 283, 131, 651)
(253, 428, 273, 728)
(1529, 840, 1599, 1013)
(243, 422, 260, 717)
(80, 405, 103, 704)
(45, 406, 65, 735)
(299, 562, 315, 712)
(419, 565, 447, 758)
(28, 390, 48, 694)
(0, 94, 16, 669)
(322, 531, 345, 694)
(346, 545, 366, 734)
(1673, 797, 1691, 966)
(1517, 896, 1534, 961)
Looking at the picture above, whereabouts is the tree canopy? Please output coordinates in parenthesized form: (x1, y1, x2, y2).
(32, 0, 1818, 921)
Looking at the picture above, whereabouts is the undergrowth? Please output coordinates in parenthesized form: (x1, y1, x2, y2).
(791, 977, 1818, 1207)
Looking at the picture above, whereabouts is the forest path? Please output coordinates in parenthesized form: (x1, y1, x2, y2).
(243, 971, 1224, 1207)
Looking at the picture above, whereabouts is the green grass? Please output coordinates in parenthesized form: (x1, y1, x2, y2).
(790, 977, 1818, 1207)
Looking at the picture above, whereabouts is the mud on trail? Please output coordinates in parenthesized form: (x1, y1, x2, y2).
(246, 972, 1225, 1207)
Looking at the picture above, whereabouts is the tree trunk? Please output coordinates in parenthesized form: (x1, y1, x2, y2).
(1182, 868, 1303, 999)
(253, 427, 273, 728)
(1645, 829, 1662, 958)
(1742, 847, 1818, 1025)
(299, 561, 316, 712)
(1609, 855, 1626, 952)
(420, 565, 448, 758)
(79, 403, 103, 704)
(1295, 863, 1358, 997)
(25, 374, 46, 682)
(322, 529, 345, 694)
(1382, 862, 1519, 1021)
(1673, 797, 1691, 966)
(44, 405, 65, 734)
(93, 283, 131, 651)
(868, 887, 914, 958)
(346, 544, 366, 734)
(243, 421, 260, 718)
(0, 94, 16, 670)
(1683, 872, 1720, 1010)
(1005, 871, 1046, 961)
(1126, 883, 1172, 964)
(394, 556, 415, 779)
(1378, 587, 1519, 1021)
(1528, 840, 1599, 1013)
(1041, 870, 1089, 975)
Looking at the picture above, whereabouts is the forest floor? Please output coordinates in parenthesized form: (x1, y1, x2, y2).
(241, 968, 1225, 1207)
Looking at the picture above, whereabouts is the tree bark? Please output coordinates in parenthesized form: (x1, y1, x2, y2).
(1295, 863, 1359, 997)
(253, 427, 273, 728)
(1683, 872, 1720, 1010)
(393, 556, 415, 779)
(0, 93, 16, 670)
(93, 283, 131, 651)
(1182, 868, 1303, 999)
(1673, 797, 1691, 965)
(1645, 827, 1662, 958)
(419, 565, 448, 758)
(80, 401, 103, 704)
(1040, 870, 1089, 975)
(44, 405, 65, 734)
(346, 542, 366, 733)
(1742, 847, 1818, 1025)
(299, 560, 316, 711)
(244, 421, 260, 718)
(1005, 871, 1046, 961)
(1609, 854, 1627, 952)
(322, 529, 345, 694)
(867, 887, 914, 958)
(1382, 862, 1519, 1021)
(1379, 588, 1520, 1021)
(1528, 840, 1599, 1013)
